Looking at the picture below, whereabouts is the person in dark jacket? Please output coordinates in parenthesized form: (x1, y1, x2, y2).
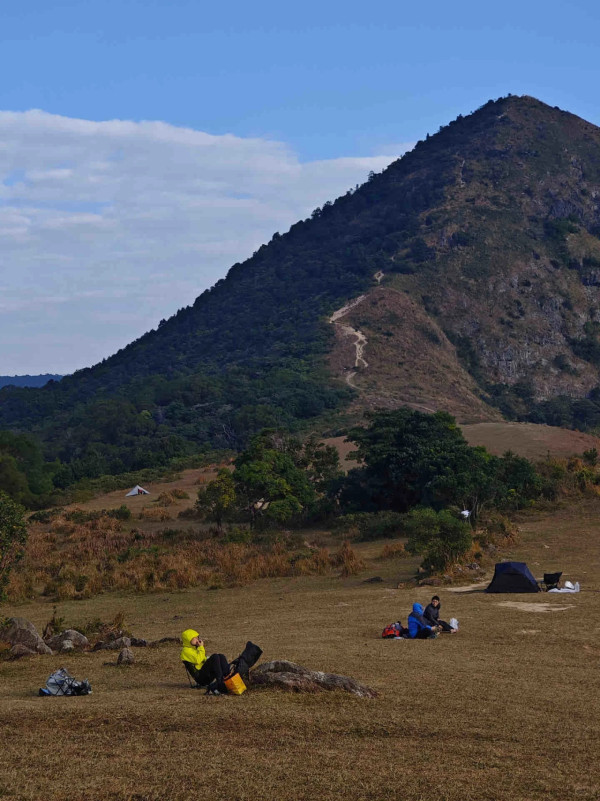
(423, 596, 455, 632)
(407, 602, 440, 639)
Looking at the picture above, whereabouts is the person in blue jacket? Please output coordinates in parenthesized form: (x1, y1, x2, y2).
(407, 602, 440, 639)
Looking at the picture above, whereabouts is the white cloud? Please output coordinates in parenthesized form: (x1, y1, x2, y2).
(0, 110, 408, 374)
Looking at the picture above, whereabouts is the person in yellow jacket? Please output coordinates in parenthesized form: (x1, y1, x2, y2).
(180, 629, 230, 693)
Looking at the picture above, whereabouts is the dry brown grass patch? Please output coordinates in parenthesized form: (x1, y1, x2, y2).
(1, 495, 598, 801)
(380, 541, 407, 559)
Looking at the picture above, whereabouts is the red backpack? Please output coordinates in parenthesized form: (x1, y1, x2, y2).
(382, 621, 407, 639)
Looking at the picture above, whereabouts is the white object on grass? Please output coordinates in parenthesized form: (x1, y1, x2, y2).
(548, 581, 580, 593)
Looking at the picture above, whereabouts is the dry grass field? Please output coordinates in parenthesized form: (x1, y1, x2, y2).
(66, 465, 223, 516)
(1, 498, 598, 801)
(462, 421, 600, 461)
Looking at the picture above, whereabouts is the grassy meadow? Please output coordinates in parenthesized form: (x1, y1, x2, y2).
(1, 495, 598, 801)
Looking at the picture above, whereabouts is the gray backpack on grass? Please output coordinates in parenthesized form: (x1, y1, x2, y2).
(39, 667, 92, 696)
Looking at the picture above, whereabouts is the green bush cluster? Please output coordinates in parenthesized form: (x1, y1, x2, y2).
(334, 409, 549, 571)
(333, 511, 406, 541)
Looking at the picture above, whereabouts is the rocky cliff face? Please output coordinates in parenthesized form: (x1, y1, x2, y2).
(327, 95, 600, 420)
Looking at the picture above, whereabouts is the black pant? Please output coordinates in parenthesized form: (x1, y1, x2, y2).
(438, 619, 453, 632)
(415, 628, 435, 639)
(185, 653, 230, 687)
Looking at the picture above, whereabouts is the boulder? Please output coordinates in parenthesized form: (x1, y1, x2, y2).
(60, 640, 75, 653)
(250, 660, 377, 698)
(117, 647, 135, 665)
(101, 637, 131, 651)
(3, 617, 37, 635)
(0, 617, 52, 655)
(45, 629, 89, 651)
(418, 577, 442, 586)
(129, 637, 147, 647)
(9, 644, 37, 659)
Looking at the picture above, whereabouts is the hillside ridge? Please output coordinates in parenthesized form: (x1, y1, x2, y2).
(4, 94, 600, 478)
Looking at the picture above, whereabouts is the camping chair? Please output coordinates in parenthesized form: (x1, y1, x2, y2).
(183, 661, 206, 689)
(539, 572, 562, 592)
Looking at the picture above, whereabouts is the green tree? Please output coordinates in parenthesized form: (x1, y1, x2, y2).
(0, 430, 56, 505)
(233, 430, 321, 526)
(300, 435, 343, 493)
(340, 410, 542, 521)
(404, 508, 472, 572)
(0, 491, 27, 601)
(196, 469, 237, 529)
(0, 453, 31, 506)
(342, 409, 489, 513)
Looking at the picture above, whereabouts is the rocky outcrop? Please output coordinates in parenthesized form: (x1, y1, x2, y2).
(250, 660, 377, 698)
(9, 644, 38, 659)
(0, 618, 52, 656)
(45, 629, 89, 651)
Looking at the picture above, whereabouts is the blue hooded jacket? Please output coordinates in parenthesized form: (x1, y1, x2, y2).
(407, 603, 433, 638)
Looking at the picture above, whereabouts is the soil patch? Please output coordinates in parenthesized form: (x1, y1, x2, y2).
(497, 601, 574, 613)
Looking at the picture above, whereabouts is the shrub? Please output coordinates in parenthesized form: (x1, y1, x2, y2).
(334, 511, 406, 540)
(108, 505, 132, 521)
(380, 542, 407, 559)
(80, 611, 130, 643)
(331, 541, 366, 577)
(28, 508, 62, 524)
(405, 508, 472, 572)
(0, 491, 28, 600)
(476, 513, 519, 547)
(178, 507, 199, 519)
(222, 526, 253, 544)
(154, 492, 177, 506)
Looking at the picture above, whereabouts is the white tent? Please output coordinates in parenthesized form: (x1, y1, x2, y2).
(125, 485, 150, 497)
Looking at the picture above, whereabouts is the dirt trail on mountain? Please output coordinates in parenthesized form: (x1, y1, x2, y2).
(329, 295, 370, 386)
(327, 284, 500, 422)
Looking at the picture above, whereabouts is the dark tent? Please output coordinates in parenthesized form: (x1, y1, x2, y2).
(485, 562, 540, 593)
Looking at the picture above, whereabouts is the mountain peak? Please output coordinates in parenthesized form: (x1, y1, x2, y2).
(5, 96, 600, 475)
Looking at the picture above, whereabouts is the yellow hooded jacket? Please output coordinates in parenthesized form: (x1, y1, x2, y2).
(180, 629, 207, 669)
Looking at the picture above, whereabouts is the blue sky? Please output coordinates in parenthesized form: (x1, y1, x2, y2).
(2, 0, 600, 373)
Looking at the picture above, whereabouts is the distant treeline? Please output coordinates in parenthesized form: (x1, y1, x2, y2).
(0, 374, 62, 389)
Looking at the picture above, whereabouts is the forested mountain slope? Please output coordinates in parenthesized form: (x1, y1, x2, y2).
(5, 94, 600, 480)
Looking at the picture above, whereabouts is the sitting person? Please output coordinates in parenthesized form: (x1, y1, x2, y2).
(423, 595, 455, 633)
(407, 603, 440, 639)
(180, 628, 230, 694)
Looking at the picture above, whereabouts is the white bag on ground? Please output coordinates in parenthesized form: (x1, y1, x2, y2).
(449, 617, 459, 631)
(548, 581, 580, 593)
